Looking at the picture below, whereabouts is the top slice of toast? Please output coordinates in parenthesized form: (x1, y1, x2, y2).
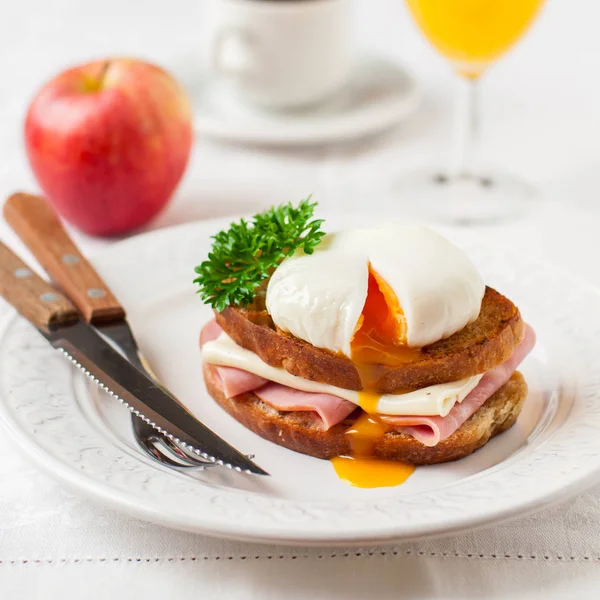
(215, 287, 524, 393)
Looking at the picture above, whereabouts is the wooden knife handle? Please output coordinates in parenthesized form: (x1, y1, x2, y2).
(0, 241, 78, 330)
(4, 192, 125, 324)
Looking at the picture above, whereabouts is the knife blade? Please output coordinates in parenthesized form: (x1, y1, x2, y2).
(5, 195, 184, 459)
(4, 192, 268, 474)
(0, 235, 268, 476)
(48, 320, 269, 473)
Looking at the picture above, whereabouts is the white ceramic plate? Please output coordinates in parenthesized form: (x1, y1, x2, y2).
(0, 217, 599, 546)
(183, 56, 421, 145)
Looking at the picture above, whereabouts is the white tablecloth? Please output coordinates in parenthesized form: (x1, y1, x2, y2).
(2, 0, 600, 598)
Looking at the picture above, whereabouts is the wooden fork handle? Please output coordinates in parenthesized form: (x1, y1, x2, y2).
(0, 241, 78, 330)
(4, 192, 125, 324)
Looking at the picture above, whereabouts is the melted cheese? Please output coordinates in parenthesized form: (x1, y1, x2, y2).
(202, 333, 483, 417)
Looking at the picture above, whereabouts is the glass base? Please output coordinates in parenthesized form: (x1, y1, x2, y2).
(392, 169, 536, 225)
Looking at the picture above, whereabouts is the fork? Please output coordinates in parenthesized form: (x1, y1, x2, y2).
(132, 418, 218, 470)
(4, 192, 231, 471)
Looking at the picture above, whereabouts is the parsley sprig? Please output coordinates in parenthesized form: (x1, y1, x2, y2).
(194, 198, 325, 311)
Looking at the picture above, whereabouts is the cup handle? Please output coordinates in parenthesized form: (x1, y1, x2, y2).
(209, 26, 257, 78)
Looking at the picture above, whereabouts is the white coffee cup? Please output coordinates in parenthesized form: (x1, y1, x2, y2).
(206, 0, 352, 110)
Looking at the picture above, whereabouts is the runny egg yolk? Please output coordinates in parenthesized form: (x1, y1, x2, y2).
(350, 267, 422, 406)
(346, 412, 389, 455)
(361, 267, 408, 346)
(331, 415, 415, 488)
(350, 268, 422, 370)
(330, 411, 415, 488)
(331, 456, 415, 488)
(331, 268, 418, 488)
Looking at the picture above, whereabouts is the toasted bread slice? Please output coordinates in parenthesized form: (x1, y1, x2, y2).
(215, 287, 524, 392)
(204, 366, 527, 466)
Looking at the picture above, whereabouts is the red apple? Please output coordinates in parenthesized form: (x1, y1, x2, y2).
(24, 58, 193, 236)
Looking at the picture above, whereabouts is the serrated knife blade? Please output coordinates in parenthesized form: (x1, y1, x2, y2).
(43, 320, 269, 475)
(0, 237, 268, 476)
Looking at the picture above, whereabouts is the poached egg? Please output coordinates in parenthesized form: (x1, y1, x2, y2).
(266, 224, 486, 360)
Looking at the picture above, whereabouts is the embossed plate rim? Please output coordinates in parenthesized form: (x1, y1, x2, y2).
(0, 217, 599, 545)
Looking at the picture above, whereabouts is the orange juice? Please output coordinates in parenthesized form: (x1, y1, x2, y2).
(406, 0, 544, 77)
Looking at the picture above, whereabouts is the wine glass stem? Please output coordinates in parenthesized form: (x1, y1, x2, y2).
(451, 76, 480, 178)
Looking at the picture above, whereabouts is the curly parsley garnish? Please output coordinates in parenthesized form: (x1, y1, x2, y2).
(194, 198, 325, 311)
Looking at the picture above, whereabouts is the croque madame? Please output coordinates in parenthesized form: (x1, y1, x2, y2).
(195, 200, 534, 466)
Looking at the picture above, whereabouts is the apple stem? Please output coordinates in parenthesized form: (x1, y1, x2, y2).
(97, 61, 111, 88)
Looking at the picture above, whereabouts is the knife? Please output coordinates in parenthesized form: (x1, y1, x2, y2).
(4, 192, 148, 370)
(1, 197, 268, 475)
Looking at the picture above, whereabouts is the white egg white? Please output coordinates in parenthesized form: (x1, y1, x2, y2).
(266, 224, 485, 354)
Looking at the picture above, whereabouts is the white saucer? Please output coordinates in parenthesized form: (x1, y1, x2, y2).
(182, 56, 422, 146)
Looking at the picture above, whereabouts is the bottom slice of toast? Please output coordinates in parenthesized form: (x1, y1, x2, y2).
(203, 365, 527, 466)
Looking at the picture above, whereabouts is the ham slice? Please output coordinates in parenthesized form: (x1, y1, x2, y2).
(201, 319, 536, 444)
(254, 384, 356, 431)
(380, 326, 536, 446)
(200, 319, 225, 346)
(213, 366, 269, 399)
(200, 320, 269, 397)
(200, 320, 355, 430)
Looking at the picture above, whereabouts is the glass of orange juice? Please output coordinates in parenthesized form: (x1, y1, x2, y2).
(395, 0, 545, 223)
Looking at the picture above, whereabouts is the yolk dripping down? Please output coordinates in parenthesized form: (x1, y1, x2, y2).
(350, 267, 422, 372)
(331, 268, 421, 488)
(330, 413, 415, 488)
(350, 267, 422, 411)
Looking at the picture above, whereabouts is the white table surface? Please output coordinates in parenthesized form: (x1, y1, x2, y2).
(2, 0, 600, 598)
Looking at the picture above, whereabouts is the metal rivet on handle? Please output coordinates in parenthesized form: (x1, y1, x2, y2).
(87, 288, 106, 299)
(15, 268, 32, 279)
(40, 292, 59, 303)
(62, 254, 80, 265)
